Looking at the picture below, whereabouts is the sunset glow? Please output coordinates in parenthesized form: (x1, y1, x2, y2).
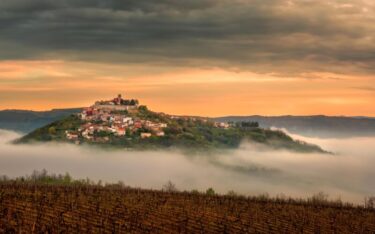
(0, 60, 373, 116)
(0, 0, 374, 116)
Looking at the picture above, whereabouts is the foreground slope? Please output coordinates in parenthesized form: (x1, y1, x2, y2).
(1, 183, 374, 233)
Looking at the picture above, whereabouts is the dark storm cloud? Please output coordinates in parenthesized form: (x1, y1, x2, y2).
(0, 0, 374, 74)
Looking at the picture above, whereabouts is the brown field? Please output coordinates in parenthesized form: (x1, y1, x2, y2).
(0, 183, 374, 234)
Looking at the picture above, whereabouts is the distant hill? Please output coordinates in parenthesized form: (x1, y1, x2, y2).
(0, 109, 81, 133)
(213, 115, 375, 138)
(1, 109, 374, 139)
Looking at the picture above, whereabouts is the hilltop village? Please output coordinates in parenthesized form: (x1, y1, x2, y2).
(19, 94, 325, 153)
(65, 94, 238, 144)
(65, 95, 164, 143)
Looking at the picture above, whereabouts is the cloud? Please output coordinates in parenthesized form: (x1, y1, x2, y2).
(0, 129, 375, 204)
(0, 0, 374, 75)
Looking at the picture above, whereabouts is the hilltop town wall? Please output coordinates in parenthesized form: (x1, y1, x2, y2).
(93, 104, 137, 111)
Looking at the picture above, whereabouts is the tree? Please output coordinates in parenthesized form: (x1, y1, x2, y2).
(191, 189, 200, 194)
(117, 180, 126, 188)
(310, 192, 329, 204)
(227, 190, 237, 197)
(130, 99, 137, 106)
(240, 121, 259, 128)
(95, 130, 112, 137)
(63, 173, 72, 184)
(126, 129, 132, 137)
(164, 124, 182, 135)
(163, 180, 178, 192)
(138, 105, 148, 112)
(206, 188, 215, 196)
(365, 196, 375, 209)
(48, 127, 56, 135)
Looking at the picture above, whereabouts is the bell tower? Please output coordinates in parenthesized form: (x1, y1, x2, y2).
(116, 94, 122, 105)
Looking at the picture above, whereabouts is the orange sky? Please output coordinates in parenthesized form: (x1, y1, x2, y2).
(0, 60, 374, 117)
(0, 0, 374, 116)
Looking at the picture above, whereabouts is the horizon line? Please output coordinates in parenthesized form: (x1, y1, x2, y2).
(0, 108, 374, 119)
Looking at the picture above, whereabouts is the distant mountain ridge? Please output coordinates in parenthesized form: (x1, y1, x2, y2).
(0, 108, 82, 133)
(213, 115, 375, 138)
(1, 109, 374, 138)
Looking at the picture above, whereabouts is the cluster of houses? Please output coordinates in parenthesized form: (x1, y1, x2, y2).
(64, 94, 245, 144)
(170, 115, 231, 129)
(65, 94, 168, 143)
(214, 122, 230, 129)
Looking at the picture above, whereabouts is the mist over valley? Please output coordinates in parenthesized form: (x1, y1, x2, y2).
(1, 128, 374, 204)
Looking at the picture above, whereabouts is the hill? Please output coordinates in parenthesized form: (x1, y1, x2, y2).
(17, 112, 326, 153)
(214, 115, 375, 138)
(17, 100, 326, 153)
(1, 182, 374, 233)
(0, 108, 81, 133)
(1, 108, 374, 139)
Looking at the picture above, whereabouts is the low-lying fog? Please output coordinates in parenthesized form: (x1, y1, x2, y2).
(0, 129, 374, 204)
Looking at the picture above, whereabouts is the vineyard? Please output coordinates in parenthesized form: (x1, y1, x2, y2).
(1, 183, 374, 233)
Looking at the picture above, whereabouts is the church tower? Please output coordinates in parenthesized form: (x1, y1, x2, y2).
(116, 94, 122, 105)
